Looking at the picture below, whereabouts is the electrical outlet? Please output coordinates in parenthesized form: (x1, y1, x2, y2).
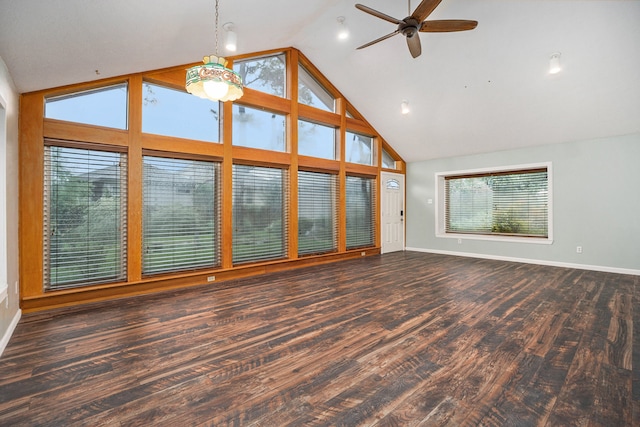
(361, 251, 366, 256)
(207, 276, 216, 282)
(576, 246, 582, 254)
(457, 238, 462, 244)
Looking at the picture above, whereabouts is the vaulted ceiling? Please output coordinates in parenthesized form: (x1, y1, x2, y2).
(1, 0, 638, 162)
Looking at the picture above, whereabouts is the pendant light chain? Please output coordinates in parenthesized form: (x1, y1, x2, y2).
(185, 0, 243, 102)
(215, 0, 220, 55)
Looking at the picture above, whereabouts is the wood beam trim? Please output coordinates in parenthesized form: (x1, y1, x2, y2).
(19, 92, 45, 299)
(141, 134, 225, 158)
(44, 119, 129, 146)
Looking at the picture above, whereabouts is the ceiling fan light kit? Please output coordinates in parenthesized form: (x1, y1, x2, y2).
(186, 0, 243, 102)
(355, 0, 477, 58)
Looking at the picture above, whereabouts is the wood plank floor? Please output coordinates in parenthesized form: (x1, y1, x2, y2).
(1, 252, 638, 426)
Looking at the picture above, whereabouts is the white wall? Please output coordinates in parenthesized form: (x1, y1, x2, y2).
(0, 55, 21, 356)
(406, 133, 640, 275)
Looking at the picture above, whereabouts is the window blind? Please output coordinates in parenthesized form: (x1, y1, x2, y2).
(445, 168, 548, 237)
(142, 156, 220, 275)
(298, 171, 338, 256)
(43, 144, 127, 289)
(346, 175, 375, 249)
(233, 164, 288, 264)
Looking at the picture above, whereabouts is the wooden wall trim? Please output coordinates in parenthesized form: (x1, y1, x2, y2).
(235, 88, 291, 114)
(127, 75, 143, 282)
(44, 120, 129, 146)
(20, 248, 380, 312)
(288, 49, 300, 260)
(19, 93, 45, 298)
(298, 105, 341, 127)
(141, 134, 225, 157)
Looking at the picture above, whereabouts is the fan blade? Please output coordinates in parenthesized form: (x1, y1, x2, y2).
(411, 0, 443, 22)
(355, 4, 402, 25)
(407, 34, 422, 58)
(420, 20, 478, 32)
(356, 30, 401, 50)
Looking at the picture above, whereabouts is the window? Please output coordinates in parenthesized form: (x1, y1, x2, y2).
(346, 175, 375, 249)
(233, 105, 286, 152)
(382, 148, 396, 169)
(298, 64, 335, 112)
(298, 120, 336, 159)
(386, 179, 400, 190)
(43, 144, 127, 289)
(142, 82, 220, 142)
(298, 171, 338, 256)
(234, 54, 286, 97)
(346, 131, 374, 165)
(142, 156, 220, 275)
(45, 83, 128, 130)
(233, 165, 288, 264)
(436, 164, 552, 243)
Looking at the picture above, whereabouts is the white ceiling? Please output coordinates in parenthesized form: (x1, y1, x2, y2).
(1, 0, 639, 162)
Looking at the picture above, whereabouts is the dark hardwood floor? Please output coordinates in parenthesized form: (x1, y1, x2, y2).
(1, 252, 638, 426)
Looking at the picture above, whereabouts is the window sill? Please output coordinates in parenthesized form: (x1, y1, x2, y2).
(437, 232, 553, 245)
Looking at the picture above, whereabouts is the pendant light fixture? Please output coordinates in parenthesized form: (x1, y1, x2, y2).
(186, 0, 243, 102)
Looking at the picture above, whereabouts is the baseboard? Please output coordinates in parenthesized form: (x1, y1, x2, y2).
(405, 247, 640, 276)
(0, 308, 22, 358)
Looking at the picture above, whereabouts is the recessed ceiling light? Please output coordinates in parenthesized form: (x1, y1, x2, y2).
(337, 16, 349, 40)
(223, 22, 237, 52)
(401, 100, 410, 115)
(549, 52, 561, 74)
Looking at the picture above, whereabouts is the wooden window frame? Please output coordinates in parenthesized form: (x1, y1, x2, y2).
(43, 141, 128, 290)
(18, 48, 406, 311)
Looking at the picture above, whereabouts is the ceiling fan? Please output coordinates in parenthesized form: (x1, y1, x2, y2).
(355, 0, 478, 58)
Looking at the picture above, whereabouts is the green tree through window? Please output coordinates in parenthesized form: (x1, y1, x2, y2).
(232, 165, 287, 263)
(44, 145, 127, 289)
(142, 157, 220, 275)
(445, 168, 549, 237)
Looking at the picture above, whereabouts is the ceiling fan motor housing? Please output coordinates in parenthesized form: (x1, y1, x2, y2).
(400, 18, 420, 38)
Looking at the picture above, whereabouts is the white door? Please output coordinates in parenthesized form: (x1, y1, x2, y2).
(380, 172, 405, 253)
